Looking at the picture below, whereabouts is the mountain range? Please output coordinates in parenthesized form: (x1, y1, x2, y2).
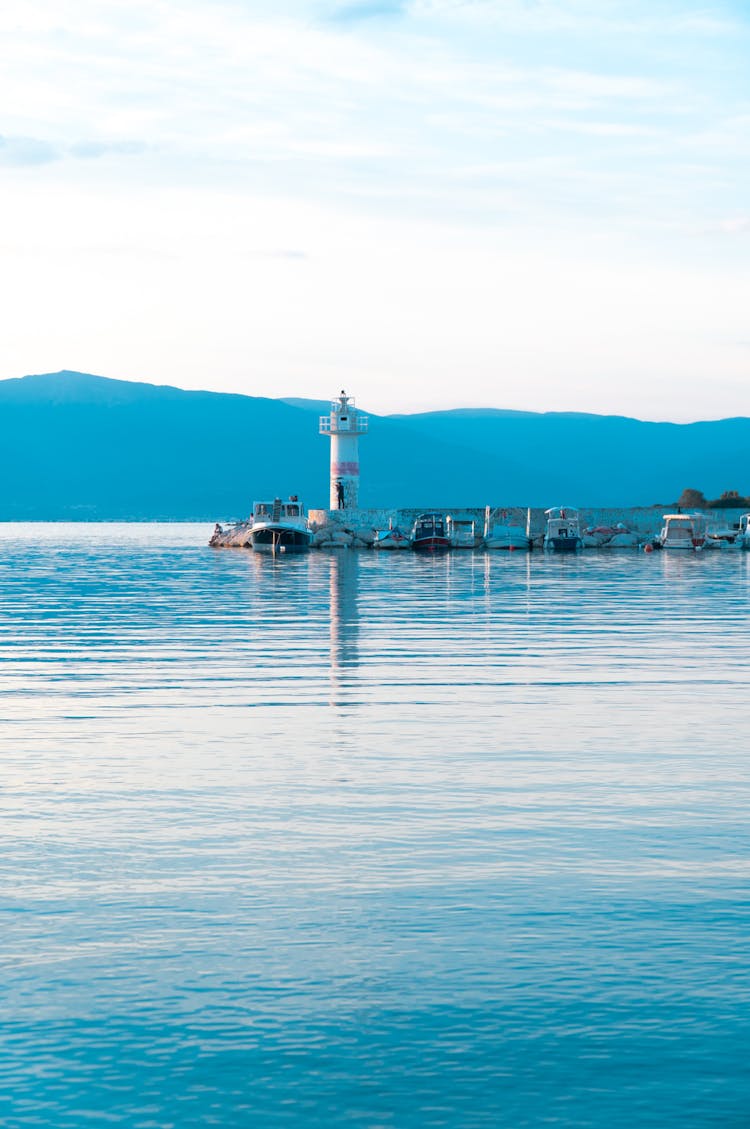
(1, 370, 748, 519)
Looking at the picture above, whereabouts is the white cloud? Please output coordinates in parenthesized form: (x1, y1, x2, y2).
(717, 216, 750, 234)
(0, 134, 59, 165)
(0, 0, 747, 417)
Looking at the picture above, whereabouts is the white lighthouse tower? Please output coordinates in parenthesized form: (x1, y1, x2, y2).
(319, 391, 368, 510)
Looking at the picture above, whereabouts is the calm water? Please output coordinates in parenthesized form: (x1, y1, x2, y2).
(1, 524, 749, 1128)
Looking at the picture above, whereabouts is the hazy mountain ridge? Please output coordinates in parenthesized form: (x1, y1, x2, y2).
(1, 371, 748, 519)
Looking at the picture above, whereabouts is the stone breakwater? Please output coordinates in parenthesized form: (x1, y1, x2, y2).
(209, 520, 253, 548)
(311, 505, 746, 547)
(210, 506, 747, 549)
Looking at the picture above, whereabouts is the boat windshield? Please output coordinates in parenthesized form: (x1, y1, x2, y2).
(418, 519, 444, 536)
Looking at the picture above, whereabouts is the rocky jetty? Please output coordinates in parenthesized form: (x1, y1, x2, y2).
(209, 506, 750, 550)
(209, 521, 253, 548)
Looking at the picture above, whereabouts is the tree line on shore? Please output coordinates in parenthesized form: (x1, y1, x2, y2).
(676, 488, 750, 509)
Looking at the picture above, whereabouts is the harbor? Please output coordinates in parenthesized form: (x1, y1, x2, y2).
(210, 391, 750, 554)
(10, 3, 750, 1125)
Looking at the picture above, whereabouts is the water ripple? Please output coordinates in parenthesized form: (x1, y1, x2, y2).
(0, 525, 749, 1127)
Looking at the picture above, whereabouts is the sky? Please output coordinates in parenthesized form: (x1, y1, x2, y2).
(0, 0, 748, 419)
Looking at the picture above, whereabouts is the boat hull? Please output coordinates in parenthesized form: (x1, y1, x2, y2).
(251, 525, 312, 553)
(411, 536, 451, 552)
(544, 536, 581, 553)
(410, 513, 450, 552)
(484, 526, 530, 551)
(485, 541, 531, 551)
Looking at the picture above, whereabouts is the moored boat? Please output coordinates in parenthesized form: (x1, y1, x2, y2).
(447, 515, 480, 549)
(705, 524, 740, 550)
(656, 513, 708, 551)
(373, 523, 410, 550)
(543, 507, 582, 553)
(483, 506, 531, 551)
(249, 497, 312, 553)
(410, 512, 451, 552)
(737, 514, 750, 550)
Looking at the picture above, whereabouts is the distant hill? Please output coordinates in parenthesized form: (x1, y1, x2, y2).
(280, 396, 333, 414)
(1, 371, 749, 519)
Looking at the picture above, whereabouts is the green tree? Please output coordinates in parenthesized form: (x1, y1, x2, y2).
(677, 487, 707, 508)
(708, 489, 750, 509)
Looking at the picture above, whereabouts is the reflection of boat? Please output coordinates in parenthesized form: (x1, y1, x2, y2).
(447, 515, 480, 549)
(656, 513, 707, 551)
(543, 507, 582, 553)
(483, 506, 531, 551)
(249, 497, 312, 553)
(373, 522, 410, 550)
(410, 512, 451, 552)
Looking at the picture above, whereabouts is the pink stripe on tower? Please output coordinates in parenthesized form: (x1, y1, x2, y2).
(332, 461, 359, 476)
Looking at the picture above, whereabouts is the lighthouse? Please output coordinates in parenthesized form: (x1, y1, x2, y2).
(319, 391, 368, 510)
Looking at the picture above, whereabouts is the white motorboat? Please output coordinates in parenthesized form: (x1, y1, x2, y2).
(249, 497, 313, 553)
(704, 524, 740, 550)
(543, 507, 582, 553)
(655, 513, 708, 551)
(483, 507, 531, 551)
(447, 515, 481, 549)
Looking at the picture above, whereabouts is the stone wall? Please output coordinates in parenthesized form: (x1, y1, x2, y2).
(309, 505, 749, 542)
(211, 506, 748, 549)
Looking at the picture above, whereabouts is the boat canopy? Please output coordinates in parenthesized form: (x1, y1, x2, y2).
(252, 498, 306, 521)
(662, 512, 707, 528)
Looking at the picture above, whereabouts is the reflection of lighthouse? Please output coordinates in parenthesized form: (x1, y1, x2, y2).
(319, 391, 368, 510)
(329, 551, 359, 705)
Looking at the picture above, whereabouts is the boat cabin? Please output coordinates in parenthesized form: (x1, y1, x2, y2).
(447, 515, 478, 548)
(411, 512, 450, 551)
(659, 513, 707, 549)
(413, 513, 446, 538)
(252, 497, 306, 524)
(544, 506, 582, 551)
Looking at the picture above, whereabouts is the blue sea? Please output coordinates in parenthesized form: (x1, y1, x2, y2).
(1, 524, 749, 1128)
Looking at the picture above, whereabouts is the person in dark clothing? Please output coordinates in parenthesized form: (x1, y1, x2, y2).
(336, 480, 345, 509)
